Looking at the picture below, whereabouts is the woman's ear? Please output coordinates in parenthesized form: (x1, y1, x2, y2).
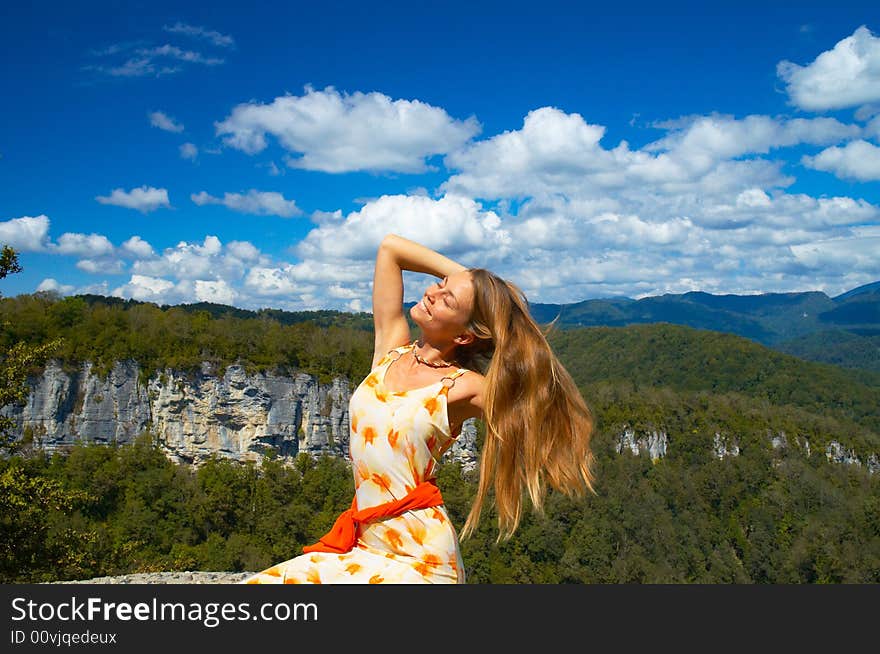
(454, 331, 475, 346)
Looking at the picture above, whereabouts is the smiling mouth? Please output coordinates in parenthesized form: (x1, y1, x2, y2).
(419, 298, 431, 316)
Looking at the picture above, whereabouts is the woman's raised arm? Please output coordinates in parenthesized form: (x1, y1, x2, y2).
(371, 234, 467, 367)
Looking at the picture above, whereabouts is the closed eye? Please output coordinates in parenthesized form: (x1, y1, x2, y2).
(440, 277, 457, 308)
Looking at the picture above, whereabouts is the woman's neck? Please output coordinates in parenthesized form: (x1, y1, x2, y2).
(414, 338, 458, 368)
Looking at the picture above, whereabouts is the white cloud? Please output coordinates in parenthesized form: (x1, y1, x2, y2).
(133, 236, 225, 279)
(85, 57, 173, 78)
(643, 114, 858, 165)
(136, 44, 223, 66)
(36, 278, 75, 295)
(215, 85, 481, 173)
(130, 236, 268, 287)
(444, 107, 612, 198)
(54, 232, 115, 257)
(111, 274, 176, 303)
(0, 215, 51, 251)
(163, 22, 235, 48)
(866, 115, 880, 141)
(76, 258, 126, 274)
(180, 143, 198, 160)
(790, 234, 880, 272)
(295, 193, 510, 261)
(194, 279, 237, 304)
(85, 36, 226, 78)
(443, 108, 849, 201)
(802, 140, 880, 181)
(96, 186, 170, 212)
(777, 25, 880, 111)
(226, 240, 262, 261)
(244, 259, 367, 298)
(149, 111, 184, 132)
(244, 265, 302, 297)
(191, 189, 302, 217)
(121, 236, 156, 258)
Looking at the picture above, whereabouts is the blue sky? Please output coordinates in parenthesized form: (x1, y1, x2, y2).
(1, 0, 879, 312)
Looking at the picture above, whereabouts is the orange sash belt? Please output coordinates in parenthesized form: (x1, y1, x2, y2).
(303, 480, 444, 554)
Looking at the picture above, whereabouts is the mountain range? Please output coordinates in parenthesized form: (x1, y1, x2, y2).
(525, 280, 880, 374)
(63, 278, 880, 375)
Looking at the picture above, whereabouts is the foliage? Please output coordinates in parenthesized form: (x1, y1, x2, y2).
(2, 374, 878, 584)
(547, 323, 880, 434)
(0, 291, 372, 385)
(775, 329, 880, 376)
(0, 246, 62, 450)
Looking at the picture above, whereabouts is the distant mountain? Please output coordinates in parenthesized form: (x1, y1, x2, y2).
(833, 280, 880, 301)
(528, 281, 880, 374)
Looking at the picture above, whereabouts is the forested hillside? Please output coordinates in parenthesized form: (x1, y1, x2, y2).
(1, 291, 878, 583)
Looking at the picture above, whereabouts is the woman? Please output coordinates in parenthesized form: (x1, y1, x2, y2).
(241, 233, 596, 584)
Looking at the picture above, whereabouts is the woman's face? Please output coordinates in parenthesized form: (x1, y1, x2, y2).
(410, 270, 475, 340)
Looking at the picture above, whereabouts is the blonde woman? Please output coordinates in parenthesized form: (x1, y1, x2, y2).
(241, 233, 596, 584)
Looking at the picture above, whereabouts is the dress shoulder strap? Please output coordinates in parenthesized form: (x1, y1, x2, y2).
(439, 368, 469, 393)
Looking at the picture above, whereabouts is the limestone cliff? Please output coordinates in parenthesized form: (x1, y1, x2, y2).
(4, 360, 875, 477)
(1, 359, 479, 471)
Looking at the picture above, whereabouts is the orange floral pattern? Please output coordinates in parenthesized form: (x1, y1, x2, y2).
(240, 343, 468, 584)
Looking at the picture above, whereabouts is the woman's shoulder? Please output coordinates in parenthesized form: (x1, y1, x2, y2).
(448, 368, 485, 408)
(371, 338, 414, 369)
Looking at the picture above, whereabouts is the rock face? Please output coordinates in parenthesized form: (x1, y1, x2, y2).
(614, 426, 668, 462)
(1, 359, 478, 471)
(5, 359, 875, 478)
(712, 432, 740, 460)
(47, 571, 254, 584)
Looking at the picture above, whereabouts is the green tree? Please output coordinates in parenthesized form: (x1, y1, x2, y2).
(0, 245, 62, 451)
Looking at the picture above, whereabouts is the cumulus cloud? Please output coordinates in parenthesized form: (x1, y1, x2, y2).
(112, 274, 176, 302)
(149, 111, 184, 132)
(226, 240, 262, 261)
(53, 232, 115, 257)
(443, 108, 852, 200)
(245, 259, 367, 298)
(130, 235, 269, 287)
(239, 192, 518, 307)
(295, 193, 509, 261)
(96, 186, 170, 212)
(112, 245, 242, 307)
(790, 233, 880, 273)
(215, 85, 481, 173)
(180, 143, 198, 160)
(191, 190, 302, 217)
(643, 114, 859, 165)
(866, 115, 880, 141)
(193, 279, 237, 304)
(121, 236, 156, 258)
(36, 278, 76, 295)
(777, 25, 880, 111)
(76, 258, 126, 274)
(133, 236, 224, 279)
(0, 215, 51, 251)
(803, 139, 880, 181)
(162, 22, 235, 48)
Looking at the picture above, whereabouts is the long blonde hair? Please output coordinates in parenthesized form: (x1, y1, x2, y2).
(455, 269, 597, 541)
